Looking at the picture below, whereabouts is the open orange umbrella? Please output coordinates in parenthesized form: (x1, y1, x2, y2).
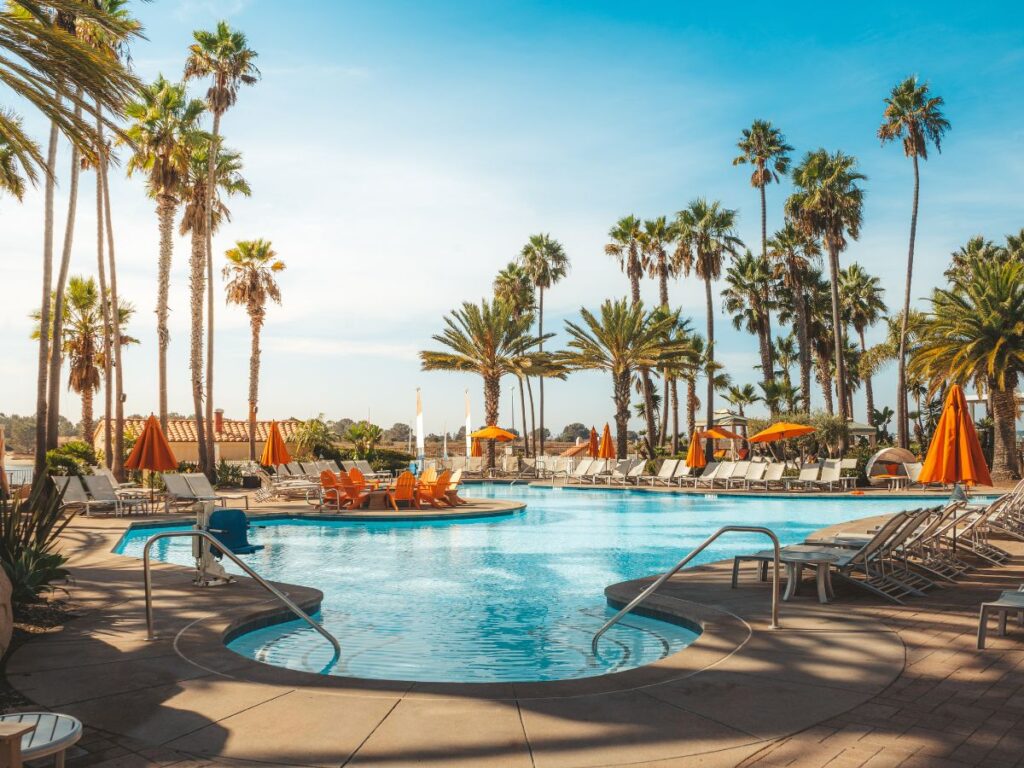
(685, 431, 706, 469)
(125, 415, 178, 471)
(587, 427, 599, 458)
(470, 438, 482, 457)
(469, 426, 516, 442)
(260, 420, 291, 467)
(919, 384, 992, 487)
(598, 423, 615, 459)
(748, 422, 815, 443)
(700, 426, 744, 441)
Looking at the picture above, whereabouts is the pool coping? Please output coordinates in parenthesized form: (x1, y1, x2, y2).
(5, 495, 911, 767)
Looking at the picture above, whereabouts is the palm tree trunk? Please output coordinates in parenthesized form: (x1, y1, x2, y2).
(614, 370, 630, 458)
(525, 375, 536, 459)
(990, 377, 1021, 481)
(80, 388, 94, 445)
(629, 261, 641, 306)
(518, 376, 528, 457)
(483, 375, 500, 470)
(757, 310, 774, 391)
(670, 378, 680, 454)
(641, 373, 657, 456)
(686, 378, 696, 439)
(827, 245, 848, 447)
(247, 311, 263, 462)
(95, 104, 113, 468)
(859, 328, 874, 426)
(658, 256, 670, 447)
(204, 111, 223, 476)
(156, 194, 176, 431)
(47, 93, 84, 449)
(35, 99, 61, 477)
(815, 349, 834, 414)
(704, 276, 715, 460)
(794, 288, 812, 413)
(189, 231, 209, 472)
(538, 287, 545, 457)
(896, 155, 919, 450)
(101, 150, 125, 480)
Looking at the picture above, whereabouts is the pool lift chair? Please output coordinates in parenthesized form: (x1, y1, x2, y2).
(192, 502, 264, 586)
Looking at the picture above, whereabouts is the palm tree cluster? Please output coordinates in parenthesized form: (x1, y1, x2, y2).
(11, 7, 281, 480)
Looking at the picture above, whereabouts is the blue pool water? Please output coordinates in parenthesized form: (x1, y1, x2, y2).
(117, 485, 948, 683)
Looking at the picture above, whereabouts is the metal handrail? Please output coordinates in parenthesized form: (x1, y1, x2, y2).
(143, 530, 342, 665)
(592, 525, 781, 653)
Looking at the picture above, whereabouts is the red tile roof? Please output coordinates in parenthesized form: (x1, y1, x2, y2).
(93, 418, 302, 444)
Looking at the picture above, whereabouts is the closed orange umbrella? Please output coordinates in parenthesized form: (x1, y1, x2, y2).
(919, 384, 992, 487)
(470, 438, 482, 457)
(748, 422, 815, 443)
(125, 414, 178, 471)
(469, 426, 516, 442)
(685, 431, 706, 469)
(598, 423, 615, 459)
(587, 427, 599, 458)
(260, 420, 291, 467)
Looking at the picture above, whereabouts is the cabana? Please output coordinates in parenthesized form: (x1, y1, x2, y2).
(864, 446, 917, 486)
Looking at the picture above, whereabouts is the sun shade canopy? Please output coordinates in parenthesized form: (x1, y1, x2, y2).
(748, 422, 816, 443)
(469, 426, 516, 442)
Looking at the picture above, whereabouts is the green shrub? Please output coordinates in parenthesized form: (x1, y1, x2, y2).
(45, 451, 84, 477)
(215, 460, 243, 488)
(371, 448, 414, 472)
(0, 481, 72, 604)
(57, 440, 97, 466)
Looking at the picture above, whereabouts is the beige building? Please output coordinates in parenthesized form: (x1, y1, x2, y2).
(92, 412, 303, 463)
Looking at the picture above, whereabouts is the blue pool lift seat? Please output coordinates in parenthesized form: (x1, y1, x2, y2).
(207, 509, 264, 556)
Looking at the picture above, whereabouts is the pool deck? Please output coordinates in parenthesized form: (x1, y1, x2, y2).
(5, 497, 1024, 767)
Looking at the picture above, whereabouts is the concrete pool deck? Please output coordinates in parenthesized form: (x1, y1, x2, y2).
(5, 499, 1024, 767)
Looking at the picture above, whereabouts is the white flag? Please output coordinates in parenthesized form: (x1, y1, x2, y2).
(415, 388, 425, 459)
(465, 390, 472, 456)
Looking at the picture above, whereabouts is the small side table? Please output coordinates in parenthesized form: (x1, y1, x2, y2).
(978, 592, 1024, 648)
(0, 712, 82, 767)
(733, 549, 838, 603)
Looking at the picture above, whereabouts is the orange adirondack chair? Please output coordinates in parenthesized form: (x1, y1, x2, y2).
(337, 474, 371, 509)
(348, 466, 370, 492)
(419, 466, 438, 486)
(320, 470, 344, 510)
(447, 469, 468, 506)
(386, 471, 419, 510)
(419, 470, 452, 508)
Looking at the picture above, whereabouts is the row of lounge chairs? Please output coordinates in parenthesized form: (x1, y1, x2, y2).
(53, 471, 248, 516)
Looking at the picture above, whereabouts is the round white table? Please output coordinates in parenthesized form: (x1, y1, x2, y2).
(733, 549, 838, 603)
(0, 712, 81, 767)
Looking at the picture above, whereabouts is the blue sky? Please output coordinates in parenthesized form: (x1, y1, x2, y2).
(2, 0, 1023, 436)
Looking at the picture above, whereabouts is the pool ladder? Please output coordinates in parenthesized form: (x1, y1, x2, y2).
(592, 525, 781, 654)
(142, 530, 342, 667)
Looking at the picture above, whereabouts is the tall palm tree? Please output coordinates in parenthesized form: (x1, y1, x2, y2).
(721, 250, 775, 389)
(181, 144, 251, 474)
(493, 262, 536, 454)
(840, 263, 887, 425)
(786, 149, 866, 444)
(773, 334, 797, 390)
(879, 76, 949, 449)
(806, 269, 836, 413)
(124, 75, 207, 430)
(660, 316, 698, 453)
(420, 299, 547, 470)
(944, 236, 1005, 282)
(518, 233, 568, 457)
(733, 118, 792, 368)
(223, 240, 284, 461)
(0, 111, 34, 199)
(184, 20, 260, 470)
(560, 300, 687, 457)
(767, 223, 821, 412)
(675, 198, 743, 443)
(641, 216, 680, 444)
(911, 257, 1024, 480)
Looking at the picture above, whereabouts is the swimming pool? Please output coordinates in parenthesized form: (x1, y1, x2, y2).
(117, 485, 949, 683)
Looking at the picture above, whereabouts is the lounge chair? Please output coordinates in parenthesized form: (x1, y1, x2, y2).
(355, 459, 390, 481)
(285, 462, 307, 478)
(671, 464, 694, 486)
(729, 462, 766, 489)
(619, 461, 647, 485)
(563, 458, 594, 484)
(786, 462, 821, 491)
(82, 475, 149, 517)
(679, 461, 720, 488)
(642, 459, 678, 486)
(447, 469, 468, 505)
(465, 456, 484, 477)
(747, 462, 786, 490)
(812, 460, 845, 491)
(718, 461, 750, 489)
(183, 473, 250, 510)
(580, 459, 611, 484)
(53, 475, 89, 512)
(599, 460, 633, 485)
(702, 461, 735, 489)
(93, 466, 139, 491)
(419, 470, 453, 507)
(336, 474, 371, 509)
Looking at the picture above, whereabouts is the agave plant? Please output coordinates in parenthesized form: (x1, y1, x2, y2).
(0, 481, 73, 603)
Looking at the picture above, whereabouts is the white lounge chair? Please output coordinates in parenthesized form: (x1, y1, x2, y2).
(721, 461, 752, 489)
(679, 461, 720, 488)
(748, 462, 786, 490)
(600, 460, 634, 485)
(731, 462, 766, 489)
(644, 459, 678, 486)
(183, 473, 250, 510)
(705, 461, 737, 489)
(564, 458, 594, 483)
(82, 475, 149, 517)
(786, 462, 821, 491)
(579, 459, 609, 483)
(812, 460, 844, 491)
(671, 464, 694, 486)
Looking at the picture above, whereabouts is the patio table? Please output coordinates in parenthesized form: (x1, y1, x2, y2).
(732, 548, 839, 603)
(0, 712, 81, 767)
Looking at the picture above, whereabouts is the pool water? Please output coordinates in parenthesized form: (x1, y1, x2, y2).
(117, 485, 941, 683)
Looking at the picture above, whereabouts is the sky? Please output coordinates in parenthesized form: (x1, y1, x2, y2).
(1, 0, 1023, 438)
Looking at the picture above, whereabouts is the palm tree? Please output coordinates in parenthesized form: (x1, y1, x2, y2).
(945, 236, 1006, 282)
(660, 316, 698, 453)
(80, 0, 140, 471)
(878, 76, 949, 449)
(732, 119, 792, 302)
(840, 263, 887, 425)
(786, 149, 866, 444)
(420, 299, 547, 470)
(641, 216, 680, 444)
(181, 144, 251, 474)
(518, 233, 568, 457)
(773, 334, 797, 390)
(493, 262, 536, 454)
(223, 240, 285, 461)
(675, 198, 743, 444)
(560, 300, 687, 457)
(723, 383, 759, 437)
(911, 257, 1024, 481)
(767, 223, 821, 412)
(722, 250, 776, 389)
(0, 111, 34, 199)
(184, 20, 260, 471)
(124, 75, 207, 431)
(806, 269, 836, 413)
